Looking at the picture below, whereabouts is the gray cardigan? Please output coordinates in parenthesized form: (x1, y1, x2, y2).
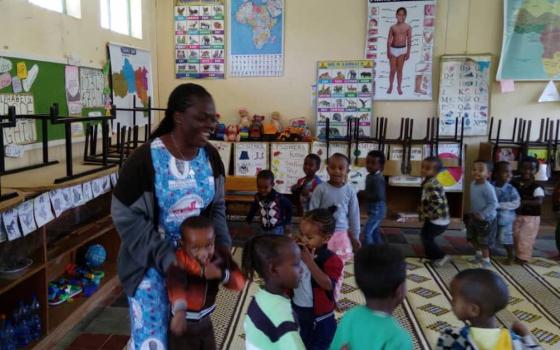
(111, 141, 231, 297)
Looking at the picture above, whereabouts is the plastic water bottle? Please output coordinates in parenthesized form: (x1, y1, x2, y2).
(16, 318, 31, 348)
(30, 296, 41, 341)
(3, 319, 16, 350)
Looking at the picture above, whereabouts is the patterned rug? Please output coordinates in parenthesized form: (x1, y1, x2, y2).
(211, 248, 560, 350)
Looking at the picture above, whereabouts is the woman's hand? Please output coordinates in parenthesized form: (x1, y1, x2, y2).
(170, 311, 188, 336)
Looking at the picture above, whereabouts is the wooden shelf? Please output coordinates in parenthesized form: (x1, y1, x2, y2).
(0, 261, 45, 295)
(47, 215, 114, 261)
(48, 262, 117, 332)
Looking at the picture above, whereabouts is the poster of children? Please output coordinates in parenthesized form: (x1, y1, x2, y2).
(366, 0, 436, 100)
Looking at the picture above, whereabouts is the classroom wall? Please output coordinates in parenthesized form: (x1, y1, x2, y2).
(0, 0, 158, 169)
(155, 0, 560, 207)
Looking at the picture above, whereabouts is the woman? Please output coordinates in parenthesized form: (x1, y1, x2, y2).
(111, 84, 231, 350)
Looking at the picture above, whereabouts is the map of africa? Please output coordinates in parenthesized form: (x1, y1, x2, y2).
(112, 58, 149, 105)
(231, 0, 283, 54)
(498, 0, 560, 80)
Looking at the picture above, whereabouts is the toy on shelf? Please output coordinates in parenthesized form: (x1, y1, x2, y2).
(238, 108, 251, 141)
(278, 118, 314, 142)
(249, 115, 264, 140)
(271, 111, 283, 133)
(211, 113, 226, 140)
(85, 244, 107, 268)
(224, 125, 240, 142)
(48, 279, 83, 306)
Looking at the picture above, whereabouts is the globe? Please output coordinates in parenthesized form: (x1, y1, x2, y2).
(85, 244, 106, 268)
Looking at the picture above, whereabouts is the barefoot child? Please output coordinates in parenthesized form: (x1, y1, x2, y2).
(293, 208, 343, 350)
(246, 170, 293, 235)
(330, 245, 413, 350)
(493, 161, 520, 265)
(437, 269, 542, 350)
(310, 153, 361, 300)
(468, 160, 499, 269)
(512, 157, 544, 264)
(419, 157, 451, 266)
(242, 235, 305, 350)
(387, 7, 412, 95)
(291, 154, 322, 214)
(362, 150, 387, 245)
(167, 216, 245, 350)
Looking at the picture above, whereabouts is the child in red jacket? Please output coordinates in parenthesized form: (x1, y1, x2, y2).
(167, 216, 245, 350)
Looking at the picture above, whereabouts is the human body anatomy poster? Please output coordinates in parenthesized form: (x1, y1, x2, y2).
(175, 0, 225, 79)
(366, 0, 436, 100)
(438, 55, 492, 136)
(316, 60, 374, 139)
(229, 0, 284, 77)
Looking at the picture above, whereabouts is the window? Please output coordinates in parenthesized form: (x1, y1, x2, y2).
(100, 0, 143, 39)
(29, 0, 81, 18)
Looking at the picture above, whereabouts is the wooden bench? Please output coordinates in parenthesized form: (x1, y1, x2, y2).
(224, 176, 256, 203)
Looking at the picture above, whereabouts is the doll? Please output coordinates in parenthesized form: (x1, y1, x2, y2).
(211, 112, 226, 140)
(224, 124, 240, 142)
(271, 111, 283, 133)
(249, 115, 264, 140)
(238, 108, 251, 129)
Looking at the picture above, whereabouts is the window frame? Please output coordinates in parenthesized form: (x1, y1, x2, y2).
(100, 0, 142, 39)
(28, 0, 81, 19)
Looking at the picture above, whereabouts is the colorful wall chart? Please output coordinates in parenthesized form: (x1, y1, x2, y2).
(366, 0, 436, 100)
(108, 43, 153, 129)
(234, 142, 269, 176)
(208, 140, 232, 174)
(316, 60, 374, 139)
(438, 55, 492, 136)
(497, 0, 560, 81)
(229, 0, 284, 77)
(175, 0, 225, 79)
(270, 143, 309, 194)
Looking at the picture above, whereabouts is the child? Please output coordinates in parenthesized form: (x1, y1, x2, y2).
(362, 150, 387, 245)
(330, 245, 413, 350)
(468, 160, 499, 269)
(309, 153, 361, 300)
(293, 208, 343, 350)
(387, 7, 412, 95)
(167, 216, 245, 350)
(246, 170, 293, 235)
(419, 157, 451, 266)
(291, 153, 322, 214)
(512, 157, 545, 264)
(493, 161, 520, 265)
(242, 235, 305, 350)
(437, 269, 542, 350)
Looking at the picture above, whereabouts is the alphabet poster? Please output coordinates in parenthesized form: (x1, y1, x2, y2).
(0, 93, 37, 145)
(438, 55, 492, 136)
(316, 60, 375, 139)
(65, 65, 82, 115)
(234, 142, 269, 176)
(174, 0, 225, 79)
(270, 143, 310, 194)
(366, 0, 436, 100)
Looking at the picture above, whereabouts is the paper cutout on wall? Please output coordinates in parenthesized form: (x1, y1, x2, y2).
(538, 81, 560, 102)
(16, 62, 27, 79)
(3, 208, 21, 241)
(0, 73, 11, 89)
(65, 65, 82, 115)
(22, 64, 38, 92)
(34, 192, 55, 227)
(0, 57, 13, 73)
(11, 76, 22, 93)
(17, 201, 37, 236)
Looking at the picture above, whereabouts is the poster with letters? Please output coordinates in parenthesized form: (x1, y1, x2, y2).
(234, 142, 269, 176)
(0, 93, 36, 145)
(438, 55, 492, 136)
(366, 0, 436, 100)
(270, 143, 310, 194)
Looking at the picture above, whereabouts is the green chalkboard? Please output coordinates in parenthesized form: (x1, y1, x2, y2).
(0, 55, 105, 142)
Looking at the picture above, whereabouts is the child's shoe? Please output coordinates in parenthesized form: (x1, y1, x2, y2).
(481, 260, 493, 269)
(434, 255, 452, 267)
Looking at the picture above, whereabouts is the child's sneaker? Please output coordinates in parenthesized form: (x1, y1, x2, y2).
(481, 260, 493, 269)
(467, 256, 482, 264)
(434, 255, 452, 267)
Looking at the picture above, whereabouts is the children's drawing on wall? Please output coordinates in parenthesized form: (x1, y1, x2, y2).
(17, 200, 37, 236)
(3, 208, 21, 241)
(366, 0, 435, 100)
(234, 142, 269, 176)
(0, 94, 37, 145)
(65, 65, 83, 115)
(33, 192, 55, 227)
